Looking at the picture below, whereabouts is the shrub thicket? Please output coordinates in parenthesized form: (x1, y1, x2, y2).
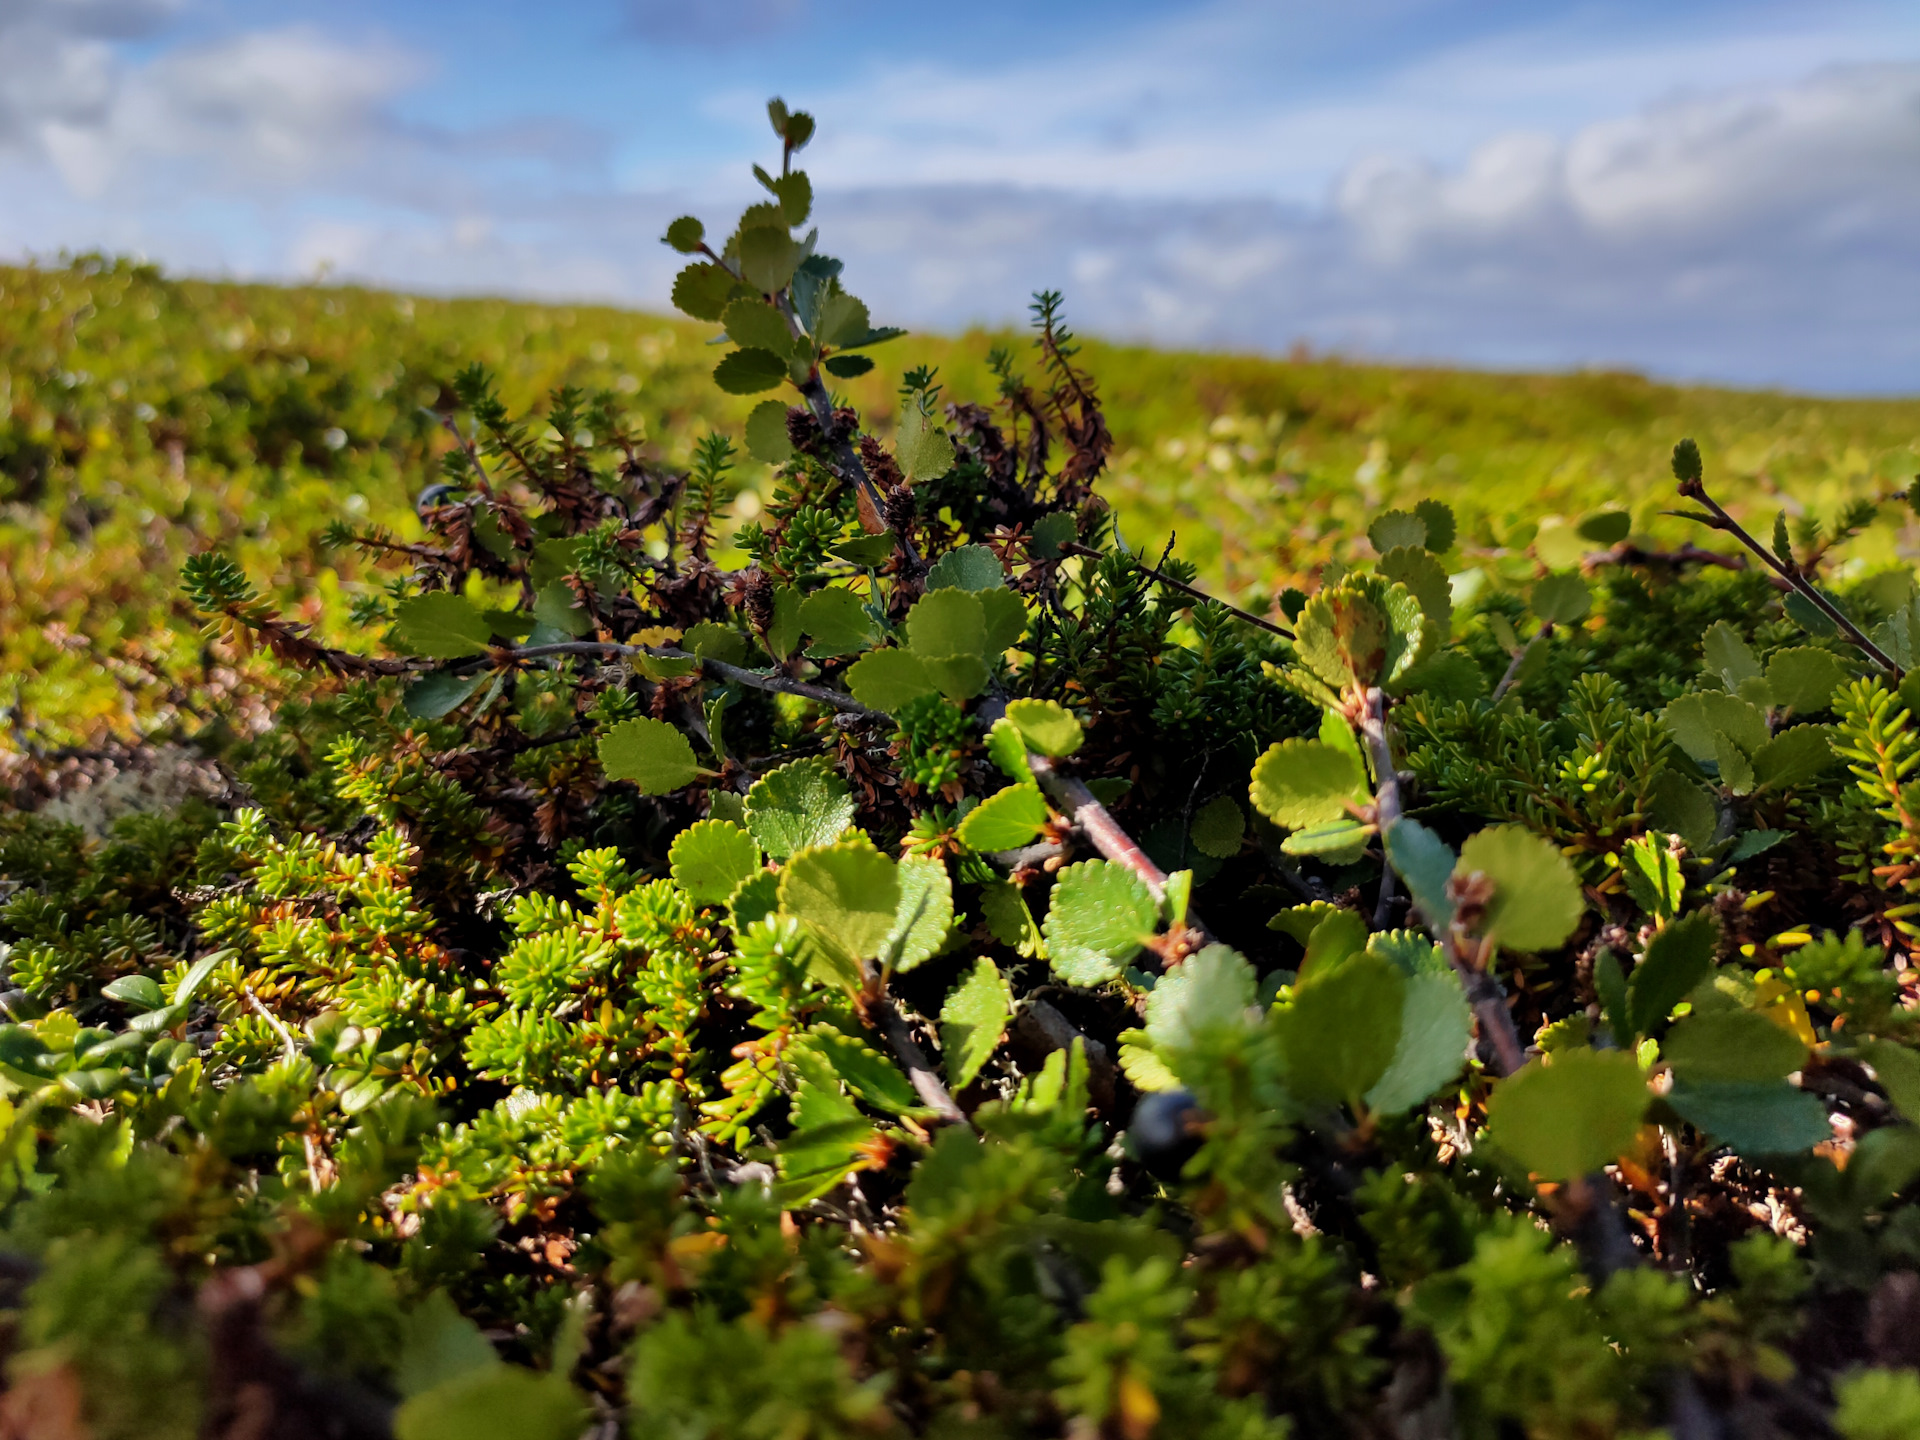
(5, 102, 1920, 1439)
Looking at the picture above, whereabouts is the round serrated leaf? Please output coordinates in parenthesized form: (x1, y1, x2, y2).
(926, 545, 1005, 593)
(1277, 951, 1405, 1110)
(1189, 795, 1246, 859)
(681, 621, 747, 666)
(1414, 498, 1455, 553)
(671, 261, 745, 322)
(1578, 509, 1631, 544)
(391, 593, 493, 658)
(1530, 572, 1592, 625)
(885, 855, 954, 971)
(798, 586, 878, 658)
(1365, 971, 1471, 1115)
(713, 347, 790, 395)
(1368, 510, 1427, 553)
(1486, 1049, 1648, 1181)
(1765, 647, 1847, 714)
(957, 783, 1050, 853)
(845, 648, 937, 713)
(663, 215, 705, 253)
(1249, 739, 1362, 830)
(906, 588, 986, 659)
(1376, 545, 1451, 633)
(737, 225, 801, 293)
(744, 757, 855, 859)
(1043, 860, 1158, 987)
(1456, 824, 1583, 952)
(723, 297, 794, 356)
(1664, 1009, 1807, 1084)
(1003, 698, 1083, 757)
(940, 958, 1012, 1091)
(598, 718, 701, 794)
(744, 399, 794, 465)
(404, 671, 485, 720)
(669, 820, 763, 907)
(779, 842, 900, 963)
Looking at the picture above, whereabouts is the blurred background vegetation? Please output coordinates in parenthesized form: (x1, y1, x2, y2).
(5, 254, 1918, 750)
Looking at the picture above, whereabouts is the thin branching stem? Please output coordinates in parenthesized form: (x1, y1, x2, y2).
(1063, 542, 1293, 639)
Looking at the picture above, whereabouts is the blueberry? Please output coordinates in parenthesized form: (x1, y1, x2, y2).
(1129, 1088, 1204, 1180)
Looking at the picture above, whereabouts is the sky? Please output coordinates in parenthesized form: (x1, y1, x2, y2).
(2, 0, 1918, 393)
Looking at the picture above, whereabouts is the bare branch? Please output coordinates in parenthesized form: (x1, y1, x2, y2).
(1063, 542, 1293, 640)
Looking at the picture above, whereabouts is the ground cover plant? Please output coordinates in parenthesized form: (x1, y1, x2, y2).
(6, 100, 1920, 1439)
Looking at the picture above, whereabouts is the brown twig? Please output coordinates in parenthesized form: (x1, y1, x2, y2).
(1674, 469, 1900, 677)
(870, 989, 968, 1127)
(494, 642, 875, 715)
(1356, 687, 1401, 928)
(1063, 542, 1293, 639)
(1490, 622, 1552, 704)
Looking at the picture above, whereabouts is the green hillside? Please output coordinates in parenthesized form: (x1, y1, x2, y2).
(4, 254, 1917, 747)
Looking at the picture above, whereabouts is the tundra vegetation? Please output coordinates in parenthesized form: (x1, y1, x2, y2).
(3, 101, 1920, 1439)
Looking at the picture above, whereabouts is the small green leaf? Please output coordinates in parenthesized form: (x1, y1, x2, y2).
(798, 586, 879, 658)
(906, 588, 986, 659)
(1646, 771, 1718, 852)
(723, 297, 794, 356)
(1627, 910, 1721, 1038)
(1043, 860, 1159, 987)
(1866, 1039, 1920, 1121)
(980, 878, 1045, 957)
(1004, 698, 1083, 757)
(392, 593, 494, 658)
(393, 1365, 585, 1440)
(823, 354, 873, 378)
(1414, 499, 1456, 552)
(713, 347, 790, 395)
(775, 1058, 878, 1204)
(527, 537, 583, 588)
(744, 399, 795, 464)
(1772, 510, 1794, 566)
(1368, 510, 1427, 553)
(761, 583, 801, 660)
(1487, 1049, 1648, 1181)
(985, 719, 1033, 780)
(1366, 970, 1472, 1115)
(884, 854, 954, 972)
(1301, 909, 1368, 978)
(728, 870, 781, 932)
(1031, 512, 1078, 560)
(926, 545, 1006, 592)
(895, 407, 954, 483)
(672, 261, 747, 321)
(814, 287, 872, 348)
(797, 1025, 920, 1114)
(663, 216, 705, 253)
(394, 1291, 497, 1400)
(1146, 944, 1258, 1066)
(1294, 577, 1428, 691)
(1666, 1079, 1830, 1155)
(940, 958, 1011, 1091)
(681, 621, 748, 665)
(1701, 620, 1763, 690)
(831, 533, 896, 567)
(918, 653, 989, 703)
(744, 757, 855, 858)
(1753, 724, 1836, 791)
(1386, 819, 1458, 933)
(530, 579, 591, 636)
(1765, 647, 1847, 714)
(1189, 795, 1246, 859)
(1663, 1010, 1807, 1084)
(1577, 509, 1631, 544)
(1595, 948, 1631, 1044)
(779, 842, 901, 964)
(845, 648, 937, 712)
(599, 718, 702, 794)
(1277, 951, 1404, 1111)
(736, 225, 802, 292)
(1456, 824, 1583, 953)
(957, 783, 1050, 852)
(404, 671, 486, 720)
(1249, 739, 1362, 830)
(1281, 818, 1372, 860)
(1784, 588, 1839, 638)
(978, 587, 1027, 652)
(1620, 833, 1683, 922)
(1530, 572, 1591, 625)
(102, 975, 164, 1012)
(1377, 545, 1452, 633)
(668, 820, 763, 907)
(633, 651, 698, 682)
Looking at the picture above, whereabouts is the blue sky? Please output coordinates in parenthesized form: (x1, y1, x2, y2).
(3, 0, 1918, 391)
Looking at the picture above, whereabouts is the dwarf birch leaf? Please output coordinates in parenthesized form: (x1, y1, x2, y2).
(779, 842, 900, 963)
(1366, 970, 1472, 1115)
(681, 621, 748, 666)
(394, 1367, 585, 1440)
(1044, 860, 1158, 986)
(1368, 510, 1426, 553)
(1249, 739, 1361, 830)
(736, 225, 801, 292)
(1456, 824, 1583, 952)
(884, 855, 954, 972)
(727, 870, 781, 932)
(671, 261, 746, 321)
(762, 584, 802, 660)
(404, 671, 485, 720)
(392, 593, 493, 658)
(1663, 692, 1769, 763)
(957, 783, 1050, 853)
(1031, 512, 1078, 560)
(978, 588, 1028, 653)
(1620, 833, 1684, 922)
(1627, 910, 1720, 1037)
(744, 757, 854, 858)
(712, 347, 789, 395)
(1413, 499, 1455, 552)
(926, 545, 1005, 592)
(668, 820, 763, 907)
(823, 354, 873, 378)
(1754, 725, 1837, 791)
(722, 297, 794, 356)
(918, 653, 991, 701)
(1301, 909, 1367, 978)
(663, 216, 705, 253)
(1865, 1040, 1920, 1122)
(1577, 509, 1631, 544)
(1664, 1010, 1807, 1084)
(1277, 951, 1404, 1110)
(1005, 698, 1084, 757)
(845, 649, 936, 713)
(1646, 771, 1718, 852)
(1530, 573, 1592, 625)
(1377, 545, 1452, 633)
(744, 399, 795, 464)
(1487, 1049, 1647, 1181)
(599, 718, 701, 794)
(906, 589, 986, 659)
(1700, 620, 1763, 689)
(981, 878, 1045, 957)
(1190, 795, 1246, 859)
(530, 580, 591, 637)
(798, 586, 878, 658)
(1146, 945, 1258, 1064)
(985, 719, 1033, 781)
(1595, 948, 1632, 1044)
(940, 958, 1012, 1091)
(830, 533, 896, 567)
(1385, 819, 1458, 933)
(1766, 648, 1847, 714)
(1666, 1080, 1830, 1155)
(895, 408, 954, 483)
(797, 1026, 920, 1114)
